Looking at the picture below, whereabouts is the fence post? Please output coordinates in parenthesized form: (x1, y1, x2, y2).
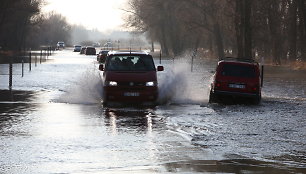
(45, 49, 47, 60)
(9, 57, 13, 90)
(191, 55, 194, 72)
(40, 49, 42, 64)
(29, 49, 32, 71)
(159, 50, 162, 64)
(35, 55, 37, 67)
(22, 58, 24, 77)
(191, 49, 198, 72)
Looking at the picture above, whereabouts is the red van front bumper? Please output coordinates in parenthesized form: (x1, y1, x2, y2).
(103, 86, 158, 103)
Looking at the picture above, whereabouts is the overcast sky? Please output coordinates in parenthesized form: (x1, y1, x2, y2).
(42, 0, 128, 33)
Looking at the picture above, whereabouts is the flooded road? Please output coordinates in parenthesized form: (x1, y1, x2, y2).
(0, 49, 305, 173)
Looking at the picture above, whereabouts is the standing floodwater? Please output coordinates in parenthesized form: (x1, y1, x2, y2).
(0, 50, 305, 173)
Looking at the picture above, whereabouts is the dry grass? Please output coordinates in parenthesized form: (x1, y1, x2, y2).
(291, 60, 306, 70)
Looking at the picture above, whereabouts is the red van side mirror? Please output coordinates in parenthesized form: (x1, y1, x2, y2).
(99, 64, 104, 71)
(157, 66, 164, 71)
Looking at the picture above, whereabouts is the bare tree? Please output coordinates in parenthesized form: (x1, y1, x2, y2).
(125, 0, 306, 64)
(288, 0, 297, 61)
(175, 0, 227, 58)
(235, 0, 253, 58)
(0, 0, 42, 51)
(26, 12, 72, 49)
(297, 0, 306, 60)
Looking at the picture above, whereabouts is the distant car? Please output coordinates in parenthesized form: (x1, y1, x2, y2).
(85, 47, 96, 55)
(57, 42, 65, 49)
(80, 47, 86, 54)
(97, 50, 109, 63)
(73, 45, 82, 52)
(209, 57, 263, 104)
(98, 51, 164, 105)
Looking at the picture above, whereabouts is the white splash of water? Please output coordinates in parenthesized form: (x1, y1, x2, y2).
(56, 67, 103, 105)
(157, 59, 209, 105)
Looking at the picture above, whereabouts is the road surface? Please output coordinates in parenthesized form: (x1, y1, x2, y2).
(0, 49, 305, 173)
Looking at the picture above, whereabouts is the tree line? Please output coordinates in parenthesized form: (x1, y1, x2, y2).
(126, 0, 306, 64)
(0, 0, 71, 52)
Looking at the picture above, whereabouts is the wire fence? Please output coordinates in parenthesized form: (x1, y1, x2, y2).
(1, 46, 54, 90)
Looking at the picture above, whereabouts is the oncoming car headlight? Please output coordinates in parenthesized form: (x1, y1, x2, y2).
(146, 81, 156, 87)
(105, 81, 118, 86)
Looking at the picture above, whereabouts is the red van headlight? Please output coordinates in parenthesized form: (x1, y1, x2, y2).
(105, 81, 118, 86)
(146, 81, 156, 87)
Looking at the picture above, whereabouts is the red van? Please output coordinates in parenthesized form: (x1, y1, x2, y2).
(99, 51, 164, 105)
(209, 58, 263, 104)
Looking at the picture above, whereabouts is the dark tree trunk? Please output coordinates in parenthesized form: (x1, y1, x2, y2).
(268, 0, 282, 65)
(235, 0, 244, 58)
(160, 21, 170, 56)
(0, 0, 10, 28)
(235, 0, 253, 59)
(300, 0, 306, 31)
(160, 39, 169, 56)
(298, 0, 306, 60)
(288, 0, 297, 61)
(244, 0, 253, 58)
(213, 22, 225, 58)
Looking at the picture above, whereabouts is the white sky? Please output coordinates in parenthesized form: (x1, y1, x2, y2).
(42, 0, 128, 32)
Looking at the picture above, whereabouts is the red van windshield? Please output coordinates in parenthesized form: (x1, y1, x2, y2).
(106, 55, 156, 71)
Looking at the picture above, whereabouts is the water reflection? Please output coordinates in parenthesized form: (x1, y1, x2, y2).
(0, 90, 38, 102)
(101, 108, 162, 169)
(0, 103, 37, 136)
(0, 90, 39, 132)
(104, 108, 157, 134)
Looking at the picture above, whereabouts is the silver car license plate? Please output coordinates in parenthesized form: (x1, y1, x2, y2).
(229, 84, 245, 89)
(124, 92, 140, 97)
